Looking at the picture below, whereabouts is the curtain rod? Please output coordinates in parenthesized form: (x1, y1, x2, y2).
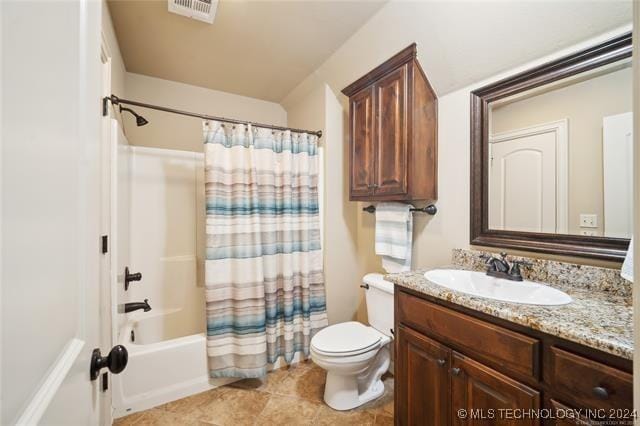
(103, 95, 323, 138)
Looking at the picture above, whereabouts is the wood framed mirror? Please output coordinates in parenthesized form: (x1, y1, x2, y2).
(470, 32, 632, 261)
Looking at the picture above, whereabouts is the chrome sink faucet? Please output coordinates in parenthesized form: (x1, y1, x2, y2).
(480, 252, 532, 282)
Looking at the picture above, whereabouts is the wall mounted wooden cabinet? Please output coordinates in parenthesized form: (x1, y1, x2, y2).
(342, 44, 438, 202)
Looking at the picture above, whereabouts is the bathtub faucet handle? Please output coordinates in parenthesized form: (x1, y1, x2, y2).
(124, 266, 143, 291)
(123, 299, 152, 313)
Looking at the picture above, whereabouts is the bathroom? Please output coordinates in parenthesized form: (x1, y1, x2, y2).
(1, 0, 638, 425)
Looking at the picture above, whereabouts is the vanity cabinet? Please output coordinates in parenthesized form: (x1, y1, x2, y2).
(396, 326, 450, 425)
(395, 289, 632, 426)
(342, 44, 437, 202)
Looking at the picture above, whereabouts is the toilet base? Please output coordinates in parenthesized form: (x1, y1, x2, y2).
(323, 345, 390, 411)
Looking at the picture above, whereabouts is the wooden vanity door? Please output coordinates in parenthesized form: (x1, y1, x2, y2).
(396, 326, 450, 426)
(349, 86, 376, 198)
(374, 64, 408, 197)
(547, 400, 596, 426)
(451, 352, 540, 426)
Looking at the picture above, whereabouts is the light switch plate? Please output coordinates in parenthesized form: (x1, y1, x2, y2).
(579, 214, 598, 228)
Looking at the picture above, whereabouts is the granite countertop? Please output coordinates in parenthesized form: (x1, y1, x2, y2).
(386, 267, 633, 360)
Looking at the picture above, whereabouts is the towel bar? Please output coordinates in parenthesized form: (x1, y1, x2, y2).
(362, 204, 437, 215)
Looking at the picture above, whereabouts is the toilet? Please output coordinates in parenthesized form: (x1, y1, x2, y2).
(310, 273, 394, 411)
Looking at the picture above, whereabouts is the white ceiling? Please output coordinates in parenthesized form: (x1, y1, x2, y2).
(108, 0, 386, 102)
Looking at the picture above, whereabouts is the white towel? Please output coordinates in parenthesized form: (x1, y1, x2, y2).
(375, 203, 413, 272)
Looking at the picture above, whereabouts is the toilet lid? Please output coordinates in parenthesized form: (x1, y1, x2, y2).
(311, 322, 382, 356)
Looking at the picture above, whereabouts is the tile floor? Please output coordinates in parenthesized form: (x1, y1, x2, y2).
(114, 360, 394, 426)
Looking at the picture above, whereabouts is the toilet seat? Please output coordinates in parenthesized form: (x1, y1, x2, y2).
(311, 321, 385, 357)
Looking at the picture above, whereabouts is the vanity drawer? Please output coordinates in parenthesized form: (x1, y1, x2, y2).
(397, 291, 540, 379)
(548, 347, 632, 410)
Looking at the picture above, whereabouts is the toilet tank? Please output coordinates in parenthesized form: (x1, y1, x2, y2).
(363, 273, 394, 337)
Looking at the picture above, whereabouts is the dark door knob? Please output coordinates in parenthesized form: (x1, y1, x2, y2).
(124, 266, 142, 291)
(592, 386, 609, 400)
(90, 345, 128, 380)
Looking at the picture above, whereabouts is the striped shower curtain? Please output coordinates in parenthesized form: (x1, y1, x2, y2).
(203, 120, 328, 378)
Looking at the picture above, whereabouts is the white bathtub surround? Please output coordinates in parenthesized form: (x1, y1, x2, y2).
(113, 147, 209, 416)
(375, 203, 414, 272)
(203, 121, 328, 378)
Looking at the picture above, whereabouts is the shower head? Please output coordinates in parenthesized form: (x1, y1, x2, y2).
(120, 106, 149, 127)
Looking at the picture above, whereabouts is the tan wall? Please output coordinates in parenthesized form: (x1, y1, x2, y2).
(282, 15, 628, 322)
(122, 72, 287, 152)
(284, 84, 363, 325)
(491, 67, 632, 235)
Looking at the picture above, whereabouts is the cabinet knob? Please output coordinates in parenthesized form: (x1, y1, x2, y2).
(451, 367, 461, 376)
(592, 386, 609, 400)
(437, 359, 446, 366)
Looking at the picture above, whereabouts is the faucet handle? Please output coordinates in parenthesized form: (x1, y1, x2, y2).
(479, 253, 494, 264)
(508, 260, 532, 281)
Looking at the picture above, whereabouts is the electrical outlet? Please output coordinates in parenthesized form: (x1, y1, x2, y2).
(579, 214, 598, 228)
(580, 229, 597, 236)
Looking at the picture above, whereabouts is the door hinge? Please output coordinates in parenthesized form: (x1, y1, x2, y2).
(101, 235, 108, 254)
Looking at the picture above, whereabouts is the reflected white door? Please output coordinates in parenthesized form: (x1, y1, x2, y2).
(603, 112, 633, 238)
(2, 1, 107, 425)
(489, 121, 568, 233)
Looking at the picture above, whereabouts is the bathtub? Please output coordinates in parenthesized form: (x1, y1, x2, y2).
(111, 147, 225, 418)
(112, 147, 304, 418)
(112, 313, 236, 418)
(112, 312, 308, 418)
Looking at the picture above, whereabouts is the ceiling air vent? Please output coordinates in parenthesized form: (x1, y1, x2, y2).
(168, 0, 218, 24)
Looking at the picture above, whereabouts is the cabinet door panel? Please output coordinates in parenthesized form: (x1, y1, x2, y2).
(375, 65, 408, 196)
(451, 352, 540, 426)
(396, 326, 450, 426)
(349, 86, 375, 198)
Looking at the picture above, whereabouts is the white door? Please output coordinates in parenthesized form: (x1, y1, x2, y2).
(603, 112, 633, 238)
(489, 121, 568, 233)
(2, 2, 112, 425)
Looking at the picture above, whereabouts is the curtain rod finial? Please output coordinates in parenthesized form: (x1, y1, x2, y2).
(317, 130, 323, 138)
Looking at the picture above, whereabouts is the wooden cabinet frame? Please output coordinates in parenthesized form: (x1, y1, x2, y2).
(343, 43, 438, 202)
(394, 287, 633, 425)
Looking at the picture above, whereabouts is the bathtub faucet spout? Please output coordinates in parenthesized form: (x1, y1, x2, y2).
(124, 299, 152, 313)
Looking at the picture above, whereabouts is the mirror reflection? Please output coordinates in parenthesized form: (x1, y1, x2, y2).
(488, 58, 633, 238)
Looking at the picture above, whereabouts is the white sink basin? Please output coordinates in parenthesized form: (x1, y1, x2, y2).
(424, 269, 572, 306)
